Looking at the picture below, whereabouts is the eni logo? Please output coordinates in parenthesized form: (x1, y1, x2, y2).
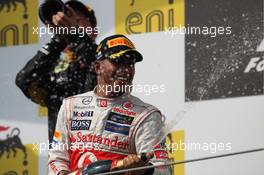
(0, 0, 38, 47)
(116, 0, 184, 35)
(0, 0, 28, 17)
(0, 128, 27, 159)
(0, 126, 38, 175)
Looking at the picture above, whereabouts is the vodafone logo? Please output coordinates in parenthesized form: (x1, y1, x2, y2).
(112, 107, 136, 116)
(122, 101, 133, 110)
(244, 39, 264, 73)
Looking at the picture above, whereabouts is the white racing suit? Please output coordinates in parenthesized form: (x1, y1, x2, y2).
(48, 91, 172, 175)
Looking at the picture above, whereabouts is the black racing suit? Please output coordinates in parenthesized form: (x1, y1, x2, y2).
(15, 34, 97, 143)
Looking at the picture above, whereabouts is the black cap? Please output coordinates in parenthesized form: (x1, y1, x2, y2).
(95, 34, 143, 63)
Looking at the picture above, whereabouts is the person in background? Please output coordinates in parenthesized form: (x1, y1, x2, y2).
(16, 0, 98, 144)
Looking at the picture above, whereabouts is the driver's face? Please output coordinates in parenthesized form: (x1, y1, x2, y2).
(96, 58, 135, 88)
(74, 10, 97, 40)
(75, 10, 91, 28)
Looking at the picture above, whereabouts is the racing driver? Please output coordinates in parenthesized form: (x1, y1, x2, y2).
(48, 34, 172, 175)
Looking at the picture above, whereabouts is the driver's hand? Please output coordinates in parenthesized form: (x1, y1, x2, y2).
(58, 170, 70, 175)
(122, 154, 148, 175)
(51, 5, 96, 40)
(52, 5, 79, 28)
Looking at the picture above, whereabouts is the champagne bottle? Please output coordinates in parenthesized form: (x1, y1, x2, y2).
(69, 153, 153, 175)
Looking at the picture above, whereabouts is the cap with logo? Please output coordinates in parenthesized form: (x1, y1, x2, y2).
(95, 34, 143, 63)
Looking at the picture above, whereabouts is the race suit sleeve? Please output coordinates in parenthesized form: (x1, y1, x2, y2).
(48, 99, 71, 175)
(135, 112, 172, 175)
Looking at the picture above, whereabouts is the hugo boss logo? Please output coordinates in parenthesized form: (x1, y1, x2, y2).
(71, 120, 91, 130)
